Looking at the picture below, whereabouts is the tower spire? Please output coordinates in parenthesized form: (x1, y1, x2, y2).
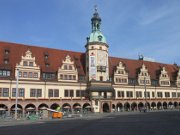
(94, 5, 98, 13)
(91, 5, 101, 32)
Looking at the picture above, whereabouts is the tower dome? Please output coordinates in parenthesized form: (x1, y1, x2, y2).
(87, 6, 107, 44)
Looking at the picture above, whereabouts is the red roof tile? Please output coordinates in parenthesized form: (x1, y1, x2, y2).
(0, 41, 179, 81)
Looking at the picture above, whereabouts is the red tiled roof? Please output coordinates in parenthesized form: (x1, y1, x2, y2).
(0, 41, 179, 81)
(109, 56, 178, 81)
(0, 41, 86, 78)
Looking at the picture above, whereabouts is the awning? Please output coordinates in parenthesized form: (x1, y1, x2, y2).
(87, 86, 115, 92)
(39, 106, 47, 110)
(63, 106, 70, 109)
(0, 108, 6, 111)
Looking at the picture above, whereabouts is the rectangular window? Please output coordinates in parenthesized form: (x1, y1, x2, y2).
(126, 91, 133, 98)
(30, 89, 36, 97)
(76, 90, 85, 97)
(177, 92, 180, 97)
(54, 89, 59, 97)
(76, 90, 80, 97)
(128, 79, 136, 85)
(7, 71, 10, 76)
(73, 75, 76, 80)
(34, 72, 38, 78)
(0, 70, 11, 77)
(118, 91, 124, 97)
(172, 92, 176, 98)
(29, 72, 33, 78)
(37, 89, 42, 97)
(165, 92, 170, 98)
(29, 62, 33, 67)
(23, 72, 28, 78)
(19, 71, 22, 77)
(23, 61, 28, 66)
(152, 92, 155, 97)
(19, 88, 25, 97)
(60, 74, 63, 79)
(136, 91, 142, 98)
(64, 90, 69, 97)
(70, 90, 74, 97)
(3, 88, 9, 97)
(64, 75, 67, 80)
(12, 88, 16, 97)
(81, 90, 85, 97)
(48, 89, 53, 97)
(12, 88, 25, 97)
(3, 71, 6, 76)
(161, 81, 169, 85)
(69, 65, 72, 70)
(42, 72, 56, 80)
(144, 92, 150, 98)
(157, 92, 163, 98)
(64, 65, 67, 70)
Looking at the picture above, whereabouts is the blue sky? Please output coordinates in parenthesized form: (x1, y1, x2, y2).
(0, 0, 180, 65)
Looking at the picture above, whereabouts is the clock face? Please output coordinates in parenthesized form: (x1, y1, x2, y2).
(98, 50, 107, 66)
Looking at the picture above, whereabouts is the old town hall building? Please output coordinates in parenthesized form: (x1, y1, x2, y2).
(0, 9, 180, 116)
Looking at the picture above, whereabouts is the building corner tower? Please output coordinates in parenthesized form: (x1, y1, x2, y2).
(85, 7, 115, 113)
(85, 7, 109, 82)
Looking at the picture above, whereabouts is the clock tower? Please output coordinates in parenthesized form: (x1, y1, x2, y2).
(85, 7, 115, 113)
(85, 7, 109, 82)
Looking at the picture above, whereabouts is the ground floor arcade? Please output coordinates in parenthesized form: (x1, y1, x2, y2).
(0, 99, 180, 118)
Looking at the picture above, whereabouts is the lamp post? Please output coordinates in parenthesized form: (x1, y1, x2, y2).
(15, 68, 19, 120)
(144, 77, 147, 112)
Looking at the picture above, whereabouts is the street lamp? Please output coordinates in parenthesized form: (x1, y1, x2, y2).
(15, 68, 19, 120)
(144, 77, 147, 112)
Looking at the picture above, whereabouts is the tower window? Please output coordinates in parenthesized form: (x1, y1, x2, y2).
(98, 35, 102, 41)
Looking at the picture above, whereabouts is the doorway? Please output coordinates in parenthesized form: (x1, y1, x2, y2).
(103, 103, 110, 112)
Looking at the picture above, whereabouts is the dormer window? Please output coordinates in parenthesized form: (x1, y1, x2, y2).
(114, 61, 128, 84)
(159, 67, 170, 86)
(138, 64, 151, 85)
(23, 61, 28, 66)
(45, 63, 50, 67)
(15, 49, 40, 80)
(64, 65, 67, 70)
(58, 55, 78, 82)
(4, 49, 9, 55)
(0, 70, 11, 77)
(69, 65, 72, 70)
(45, 54, 48, 59)
(42, 72, 55, 80)
(4, 59, 9, 64)
(29, 62, 33, 67)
